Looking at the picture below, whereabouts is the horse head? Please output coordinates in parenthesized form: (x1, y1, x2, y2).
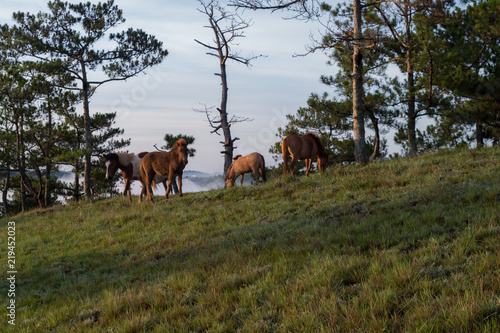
(317, 154, 328, 172)
(104, 153, 119, 180)
(174, 138, 189, 166)
(224, 166, 235, 188)
(308, 133, 328, 172)
(225, 178, 235, 188)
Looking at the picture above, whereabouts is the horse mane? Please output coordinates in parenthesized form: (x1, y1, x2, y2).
(305, 131, 320, 139)
(224, 157, 239, 181)
(137, 151, 149, 158)
(104, 153, 117, 161)
(225, 155, 242, 179)
(305, 132, 327, 157)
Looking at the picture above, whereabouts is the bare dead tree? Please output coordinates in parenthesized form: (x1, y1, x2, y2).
(195, 0, 262, 176)
(230, 0, 371, 163)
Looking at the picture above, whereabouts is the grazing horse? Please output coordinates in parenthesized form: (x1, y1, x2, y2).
(225, 152, 266, 188)
(140, 138, 189, 202)
(104, 152, 167, 203)
(282, 132, 328, 176)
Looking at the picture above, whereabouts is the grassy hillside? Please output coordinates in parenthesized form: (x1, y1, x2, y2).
(1, 147, 499, 332)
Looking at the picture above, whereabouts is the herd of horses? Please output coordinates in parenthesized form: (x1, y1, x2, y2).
(104, 132, 328, 203)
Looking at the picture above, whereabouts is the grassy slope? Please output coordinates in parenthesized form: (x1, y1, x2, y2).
(1, 147, 499, 332)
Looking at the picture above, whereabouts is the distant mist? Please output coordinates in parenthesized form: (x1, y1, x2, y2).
(117, 170, 255, 196)
(0, 171, 255, 206)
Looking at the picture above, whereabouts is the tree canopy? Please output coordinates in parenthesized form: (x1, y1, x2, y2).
(1, 0, 168, 214)
(4, 0, 168, 201)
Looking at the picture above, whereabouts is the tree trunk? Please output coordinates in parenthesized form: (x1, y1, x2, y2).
(45, 105, 52, 207)
(45, 164, 52, 206)
(74, 159, 81, 201)
(33, 166, 45, 208)
(73, 128, 82, 202)
(407, 54, 418, 156)
(220, 61, 234, 177)
(367, 109, 380, 161)
(15, 115, 27, 212)
(81, 61, 93, 201)
(476, 121, 484, 148)
(2, 170, 10, 216)
(352, 0, 369, 164)
(405, 4, 418, 157)
(16, 119, 44, 209)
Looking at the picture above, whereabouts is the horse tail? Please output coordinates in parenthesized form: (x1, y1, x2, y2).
(139, 160, 146, 182)
(140, 159, 153, 189)
(261, 154, 267, 182)
(282, 136, 289, 175)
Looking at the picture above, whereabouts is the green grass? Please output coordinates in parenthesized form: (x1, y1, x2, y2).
(1, 147, 499, 332)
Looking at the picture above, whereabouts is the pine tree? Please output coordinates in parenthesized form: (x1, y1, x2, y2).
(8, 0, 168, 200)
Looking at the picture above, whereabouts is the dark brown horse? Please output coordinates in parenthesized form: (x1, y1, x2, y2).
(282, 132, 328, 176)
(104, 152, 167, 203)
(225, 152, 266, 188)
(140, 138, 189, 202)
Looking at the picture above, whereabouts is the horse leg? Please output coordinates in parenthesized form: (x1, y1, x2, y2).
(139, 180, 146, 203)
(140, 163, 153, 203)
(260, 160, 267, 182)
(290, 157, 298, 177)
(147, 179, 154, 203)
(122, 183, 128, 200)
(253, 168, 260, 185)
(177, 173, 183, 197)
(305, 158, 312, 176)
(282, 138, 289, 175)
(124, 178, 132, 203)
(240, 174, 244, 186)
(140, 164, 147, 202)
(165, 174, 174, 200)
(146, 171, 155, 203)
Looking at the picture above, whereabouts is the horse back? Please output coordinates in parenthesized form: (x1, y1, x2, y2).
(285, 134, 314, 159)
(130, 154, 143, 179)
(238, 153, 261, 172)
(146, 150, 188, 177)
(145, 151, 172, 176)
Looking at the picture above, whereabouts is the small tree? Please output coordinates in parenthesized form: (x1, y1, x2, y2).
(195, 0, 259, 176)
(8, 0, 168, 201)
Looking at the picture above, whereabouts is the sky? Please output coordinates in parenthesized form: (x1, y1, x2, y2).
(2, 1, 343, 173)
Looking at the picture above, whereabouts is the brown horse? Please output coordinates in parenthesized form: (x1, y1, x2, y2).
(104, 152, 167, 203)
(282, 132, 328, 176)
(140, 138, 189, 202)
(225, 152, 266, 188)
